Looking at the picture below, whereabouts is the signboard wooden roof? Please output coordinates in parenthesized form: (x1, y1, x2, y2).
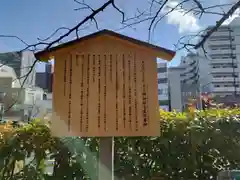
(35, 29, 175, 137)
(35, 29, 175, 61)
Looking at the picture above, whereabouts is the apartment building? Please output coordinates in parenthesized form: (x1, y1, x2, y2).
(0, 51, 36, 88)
(168, 53, 209, 111)
(157, 62, 169, 111)
(168, 17, 240, 111)
(198, 17, 240, 97)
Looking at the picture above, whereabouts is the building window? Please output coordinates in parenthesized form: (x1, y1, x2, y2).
(183, 92, 192, 97)
(158, 100, 169, 105)
(158, 88, 168, 95)
(217, 27, 230, 32)
(12, 92, 18, 99)
(164, 88, 168, 95)
(209, 36, 231, 41)
(157, 67, 167, 73)
(210, 53, 234, 59)
(35, 94, 42, 101)
(158, 78, 167, 83)
(158, 89, 163, 95)
(209, 44, 236, 50)
(43, 94, 47, 100)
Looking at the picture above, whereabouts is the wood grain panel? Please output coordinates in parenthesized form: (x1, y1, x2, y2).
(79, 54, 85, 134)
(53, 50, 159, 137)
(71, 54, 80, 134)
(105, 54, 113, 134)
(116, 54, 123, 135)
(108, 54, 116, 135)
(134, 53, 143, 136)
(88, 54, 96, 136)
(132, 53, 139, 134)
(63, 56, 69, 129)
(123, 53, 129, 134)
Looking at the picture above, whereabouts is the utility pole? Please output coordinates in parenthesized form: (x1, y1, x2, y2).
(27, 108, 32, 123)
(0, 103, 4, 121)
(0, 92, 6, 121)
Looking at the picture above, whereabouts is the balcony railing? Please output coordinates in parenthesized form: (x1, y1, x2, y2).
(212, 77, 235, 82)
(211, 68, 235, 73)
(208, 40, 231, 45)
(213, 87, 239, 92)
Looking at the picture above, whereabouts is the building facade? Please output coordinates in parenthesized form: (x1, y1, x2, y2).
(0, 64, 44, 121)
(198, 17, 240, 97)
(0, 63, 21, 88)
(35, 63, 53, 92)
(168, 17, 240, 111)
(157, 62, 169, 111)
(168, 66, 184, 111)
(0, 51, 36, 88)
(168, 53, 209, 111)
(34, 93, 52, 119)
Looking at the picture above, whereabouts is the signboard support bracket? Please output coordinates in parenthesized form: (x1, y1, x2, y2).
(99, 137, 114, 180)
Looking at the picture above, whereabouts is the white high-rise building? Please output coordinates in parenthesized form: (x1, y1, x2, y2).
(0, 51, 36, 88)
(157, 62, 169, 111)
(198, 17, 240, 97)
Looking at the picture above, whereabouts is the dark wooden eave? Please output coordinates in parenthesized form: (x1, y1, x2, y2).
(35, 29, 175, 61)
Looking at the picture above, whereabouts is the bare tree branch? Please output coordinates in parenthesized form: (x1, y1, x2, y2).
(151, 0, 189, 38)
(37, 27, 71, 42)
(4, 59, 38, 113)
(92, 17, 99, 30)
(111, 1, 125, 23)
(195, 0, 240, 49)
(74, 0, 95, 12)
(174, 29, 210, 56)
(149, 0, 156, 15)
(148, 0, 169, 41)
(192, 0, 205, 18)
(0, 35, 29, 47)
(44, 0, 113, 50)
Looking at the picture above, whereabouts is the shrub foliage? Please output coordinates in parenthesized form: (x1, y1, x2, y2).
(0, 108, 240, 179)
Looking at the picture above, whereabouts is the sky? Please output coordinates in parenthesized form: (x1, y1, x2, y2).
(0, 0, 239, 72)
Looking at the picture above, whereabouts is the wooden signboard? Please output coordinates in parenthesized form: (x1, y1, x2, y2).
(35, 30, 175, 137)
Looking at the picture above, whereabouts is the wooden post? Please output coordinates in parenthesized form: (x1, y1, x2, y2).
(99, 137, 114, 180)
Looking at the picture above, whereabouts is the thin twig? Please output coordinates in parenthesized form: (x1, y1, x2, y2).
(0, 35, 29, 47)
(74, 0, 94, 12)
(37, 27, 71, 42)
(148, 0, 169, 41)
(195, 1, 240, 49)
(192, 0, 205, 18)
(111, 0, 125, 23)
(45, 0, 113, 50)
(4, 59, 38, 113)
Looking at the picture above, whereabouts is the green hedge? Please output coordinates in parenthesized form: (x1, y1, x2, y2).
(1, 108, 240, 179)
